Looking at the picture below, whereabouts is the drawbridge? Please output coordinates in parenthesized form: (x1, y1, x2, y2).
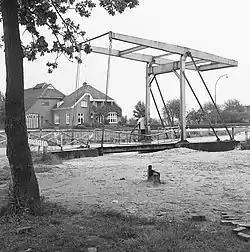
(79, 31, 239, 152)
(0, 32, 238, 157)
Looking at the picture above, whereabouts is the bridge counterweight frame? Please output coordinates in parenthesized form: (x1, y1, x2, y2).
(82, 31, 238, 142)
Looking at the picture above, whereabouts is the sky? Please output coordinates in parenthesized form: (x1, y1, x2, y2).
(0, 0, 249, 118)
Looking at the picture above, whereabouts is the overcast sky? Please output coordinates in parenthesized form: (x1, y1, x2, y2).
(0, 0, 249, 118)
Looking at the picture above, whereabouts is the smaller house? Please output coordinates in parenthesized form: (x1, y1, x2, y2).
(24, 83, 65, 129)
(52, 82, 122, 127)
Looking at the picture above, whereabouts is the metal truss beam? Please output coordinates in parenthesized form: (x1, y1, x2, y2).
(92, 46, 220, 74)
(149, 61, 180, 75)
(186, 59, 208, 66)
(91, 46, 172, 65)
(119, 45, 147, 56)
(152, 52, 173, 59)
(87, 32, 238, 75)
(149, 60, 235, 75)
(111, 32, 238, 67)
(149, 61, 199, 75)
(194, 63, 230, 71)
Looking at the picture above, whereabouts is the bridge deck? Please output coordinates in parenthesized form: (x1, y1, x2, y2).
(49, 140, 239, 159)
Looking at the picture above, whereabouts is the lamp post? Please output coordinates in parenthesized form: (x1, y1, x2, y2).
(215, 74, 228, 124)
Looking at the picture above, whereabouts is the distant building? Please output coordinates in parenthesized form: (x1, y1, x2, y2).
(24, 82, 122, 129)
(24, 83, 64, 129)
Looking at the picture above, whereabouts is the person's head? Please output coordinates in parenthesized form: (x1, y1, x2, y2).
(148, 165, 152, 170)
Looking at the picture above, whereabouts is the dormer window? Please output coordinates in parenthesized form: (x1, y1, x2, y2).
(81, 100, 87, 108)
(33, 83, 46, 89)
(56, 101, 64, 108)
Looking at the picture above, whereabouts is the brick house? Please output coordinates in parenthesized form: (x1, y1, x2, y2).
(52, 82, 122, 127)
(24, 82, 122, 129)
(24, 83, 65, 129)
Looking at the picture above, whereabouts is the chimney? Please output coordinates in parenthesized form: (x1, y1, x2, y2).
(82, 82, 87, 89)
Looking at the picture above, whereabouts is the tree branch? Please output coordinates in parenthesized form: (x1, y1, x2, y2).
(26, 7, 74, 64)
(50, 0, 77, 44)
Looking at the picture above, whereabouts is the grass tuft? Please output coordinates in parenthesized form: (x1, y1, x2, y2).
(0, 165, 11, 185)
(90, 208, 157, 225)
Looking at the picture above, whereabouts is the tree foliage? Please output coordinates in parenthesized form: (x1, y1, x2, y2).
(221, 99, 246, 123)
(119, 115, 128, 126)
(162, 99, 180, 125)
(186, 108, 203, 124)
(133, 100, 145, 119)
(186, 99, 247, 124)
(149, 118, 161, 126)
(223, 99, 244, 113)
(0, 0, 139, 72)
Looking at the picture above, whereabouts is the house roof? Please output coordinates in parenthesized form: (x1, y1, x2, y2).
(56, 83, 114, 109)
(24, 83, 65, 111)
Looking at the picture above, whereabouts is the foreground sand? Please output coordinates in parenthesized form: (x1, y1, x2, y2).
(13, 148, 245, 222)
(0, 148, 250, 222)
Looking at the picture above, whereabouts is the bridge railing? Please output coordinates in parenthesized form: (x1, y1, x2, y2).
(89, 128, 179, 145)
(0, 125, 249, 152)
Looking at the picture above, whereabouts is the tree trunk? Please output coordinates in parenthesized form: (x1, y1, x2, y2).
(1, 0, 41, 213)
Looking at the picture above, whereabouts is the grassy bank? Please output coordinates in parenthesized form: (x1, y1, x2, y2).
(0, 151, 61, 185)
(0, 198, 249, 252)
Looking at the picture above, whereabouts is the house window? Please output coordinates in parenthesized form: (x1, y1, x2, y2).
(108, 112, 117, 123)
(66, 114, 70, 125)
(54, 114, 60, 124)
(81, 100, 87, 108)
(78, 113, 84, 124)
(41, 101, 49, 106)
(26, 114, 39, 129)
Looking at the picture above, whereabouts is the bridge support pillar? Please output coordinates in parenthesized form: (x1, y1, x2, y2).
(180, 54, 187, 142)
(145, 62, 151, 138)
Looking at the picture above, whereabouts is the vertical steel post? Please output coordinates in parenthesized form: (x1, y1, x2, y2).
(180, 54, 187, 141)
(232, 127, 234, 140)
(60, 134, 63, 151)
(145, 63, 151, 136)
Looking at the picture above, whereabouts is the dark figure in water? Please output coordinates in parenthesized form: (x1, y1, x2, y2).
(147, 165, 160, 182)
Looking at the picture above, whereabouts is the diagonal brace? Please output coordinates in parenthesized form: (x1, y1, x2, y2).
(186, 52, 233, 140)
(154, 76, 178, 138)
(174, 70, 220, 141)
(150, 88, 169, 139)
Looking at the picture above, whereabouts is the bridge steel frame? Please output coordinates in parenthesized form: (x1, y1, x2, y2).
(83, 31, 238, 142)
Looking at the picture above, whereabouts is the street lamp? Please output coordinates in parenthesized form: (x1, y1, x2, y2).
(215, 74, 228, 124)
(215, 74, 228, 105)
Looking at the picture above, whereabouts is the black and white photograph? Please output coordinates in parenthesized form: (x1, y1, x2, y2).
(0, 0, 249, 251)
